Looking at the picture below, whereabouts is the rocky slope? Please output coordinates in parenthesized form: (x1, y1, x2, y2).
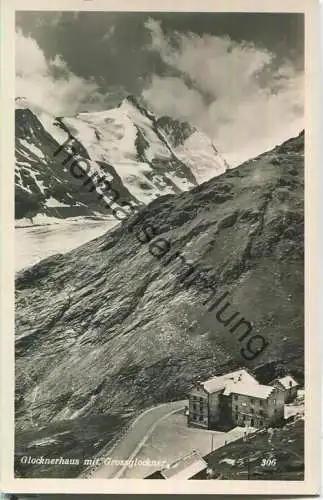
(201, 419, 304, 480)
(15, 131, 304, 475)
(15, 96, 228, 223)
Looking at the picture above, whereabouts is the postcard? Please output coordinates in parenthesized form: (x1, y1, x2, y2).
(0, 0, 321, 495)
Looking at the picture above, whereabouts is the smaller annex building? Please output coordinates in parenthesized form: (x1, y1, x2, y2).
(272, 375, 299, 403)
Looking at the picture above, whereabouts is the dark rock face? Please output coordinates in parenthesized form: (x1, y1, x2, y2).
(15, 131, 304, 467)
(15, 108, 119, 220)
(156, 116, 196, 148)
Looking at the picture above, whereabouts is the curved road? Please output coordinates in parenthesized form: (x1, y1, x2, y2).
(89, 399, 187, 478)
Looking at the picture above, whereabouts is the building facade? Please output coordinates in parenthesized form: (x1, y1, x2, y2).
(188, 384, 210, 429)
(227, 384, 285, 428)
(188, 369, 288, 430)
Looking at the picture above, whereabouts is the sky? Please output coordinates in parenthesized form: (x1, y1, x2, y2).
(16, 11, 304, 166)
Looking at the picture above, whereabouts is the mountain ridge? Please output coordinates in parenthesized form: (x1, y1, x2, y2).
(15, 130, 304, 439)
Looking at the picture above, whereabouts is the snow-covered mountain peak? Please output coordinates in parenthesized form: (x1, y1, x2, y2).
(15, 96, 30, 109)
(15, 96, 230, 224)
(15, 97, 49, 118)
(122, 94, 152, 113)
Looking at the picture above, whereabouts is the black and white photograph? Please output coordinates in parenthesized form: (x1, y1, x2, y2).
(1, 0, 320, 494)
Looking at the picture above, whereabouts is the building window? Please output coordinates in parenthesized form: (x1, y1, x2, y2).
(250, 399, 254, 404)
(199, 397, 204, 403)
(242, 415, 246, 421)
(199, 415, 203, 422)
(193, 404, 197, 411)
(260, 410, 264, 416)
(259, 420, 263, 426)
(250, 408, 254, 414)
(234, 395, 238, 400)
(192, 414, 197, 421)
(235, 405, 238, 411)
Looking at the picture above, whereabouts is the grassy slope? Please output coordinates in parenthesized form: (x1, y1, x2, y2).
(202, 419, 304, 480)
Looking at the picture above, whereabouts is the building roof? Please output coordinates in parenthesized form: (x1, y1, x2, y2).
(145, 470, 165, 479)
(160, 451, 208, 480)
(201, 369, 258, 394)
(275, 375, 298, 389)
(223, 381, 275, 399)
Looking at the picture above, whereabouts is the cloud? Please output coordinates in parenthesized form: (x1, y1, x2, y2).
(142, 19, 304, 166)
(15, 30, 99, 116)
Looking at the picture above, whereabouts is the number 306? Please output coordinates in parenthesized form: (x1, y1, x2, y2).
(261, 458, 277, 467)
